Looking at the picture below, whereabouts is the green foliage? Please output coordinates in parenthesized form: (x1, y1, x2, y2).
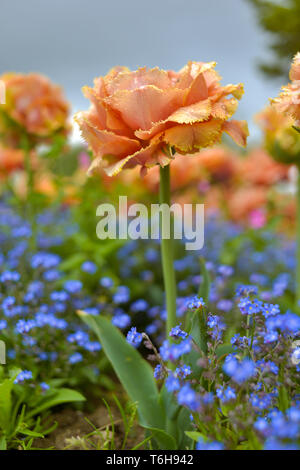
(248, 0, 300, 78)
(78, 313, 164, 429)
(293, 125, 300, 134)
(0, 366, 85, 449)
(271, 139, 300, 164)
(78, 312, 195, 449)
(26, 388, 85, 418)
(188, 308, 208, 356)
(198, 257, 211, 305)
(64, 399, 151, 450)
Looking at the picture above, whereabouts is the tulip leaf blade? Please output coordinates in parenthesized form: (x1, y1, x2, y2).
(78, 312, 164, 430)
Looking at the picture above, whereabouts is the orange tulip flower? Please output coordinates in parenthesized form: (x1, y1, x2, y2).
(0, 146, 24, 173)
(196, 147, 239, 183)
(0, 73, 70, 142)
(227, 186, 267, 224)
(240, 148, 289, 186)
(256, 105, 300, 159)
(75, 63, 248, 176)
(271, 52, 300, 127)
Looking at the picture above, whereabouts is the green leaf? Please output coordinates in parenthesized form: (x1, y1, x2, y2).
(18, 429, 44, 438)
(159, 385, 181, 421)
(59, 253, 86, 272)
(0, 377, 15, 432)
(26, 388, 85, 418)
(176, 407, 194, 449)
(158, 385, 193, 449)
(97, 239, 126, 257)
(189, 307, 208, 356)
(78, 313, 163, 429)
(41, 135, 67, 160)
(143, 425, 177, 450)
(185, 430, 204, 441)
(220, 236, 244, 265)
(48, 144, 79, 176)
(278, 385, 290, 412)
(0, 435, 7, 450)
(184, 305, 208, 377)
(216, 344, 234, 358)
(272, 140, 300, 165)
(292, 125, 300, 134)
(182, 348, 203, 380)
(198, 257, 210, 304)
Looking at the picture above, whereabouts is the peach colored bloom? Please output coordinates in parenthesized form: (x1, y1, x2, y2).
(227, 186, 267, 223)
(96, 152, 205, 194)
(0, 146, 24, 173)
(141, 147, 239, 190)
(196, 147, 239, 183)
(0, 73, 70, 142)
(201, 186, 224, 213)
(256, 105, 293, 139)
(11, 170, 79, 205)
(142, 152, 207, 192)
(240, 148, 289, 186)
(75, 63, 248, 176)
(12, 171, 55, 200)
(0, 145, 39, 176)
(271, 52, 300, 127)
(35, 175, 79, 205)
(256, 105, 300, 161)
(112, 148, 236, 193)
(95, 146, 239, 201)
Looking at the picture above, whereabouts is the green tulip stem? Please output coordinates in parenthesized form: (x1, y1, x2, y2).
(296, 167, 300, 307)
(159, 164, 177, 339)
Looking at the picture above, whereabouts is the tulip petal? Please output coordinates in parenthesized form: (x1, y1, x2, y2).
(215, 83, 244, 101)
(103, 154, 138, 176)
(163, 120, 223, 153)
(105, 85, 185, 130)
(290, 52, 300, 81)
(82, 85, 133, 137)
(223, 120, 249, 147)
(177, 62, 220, 105)
(185, 72, 208, 105)
(105, 67, 174, 95)
(75, 112, 140, 160)
(104, 142, 167, 176)
(168, 99, 212, 124)
(103, 66, 130, 85)
(76, 62, 247, 175)
(82, 85, 107, 128)
(175, 61, 215, 87)
(134, 121, 171, 140)
(135, 99, 212, 140)
(211, 98, 238, 120)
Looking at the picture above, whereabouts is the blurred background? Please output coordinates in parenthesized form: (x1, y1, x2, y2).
(0, 0, 299, 230)
(0, 0, 294, 141)
(1, 1, 300, 451)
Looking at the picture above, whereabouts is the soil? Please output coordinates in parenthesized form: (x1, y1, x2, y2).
(34, 403, 145, 450)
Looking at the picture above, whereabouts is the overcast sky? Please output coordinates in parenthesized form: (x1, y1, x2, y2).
(0, 0, 284, 141)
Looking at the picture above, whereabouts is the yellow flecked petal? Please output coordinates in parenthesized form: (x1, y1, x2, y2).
(167, 99, 212, 124)
(163, 120, 223, 153)
(134, 100, 212, 140)
(211, 98, 239, 120)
